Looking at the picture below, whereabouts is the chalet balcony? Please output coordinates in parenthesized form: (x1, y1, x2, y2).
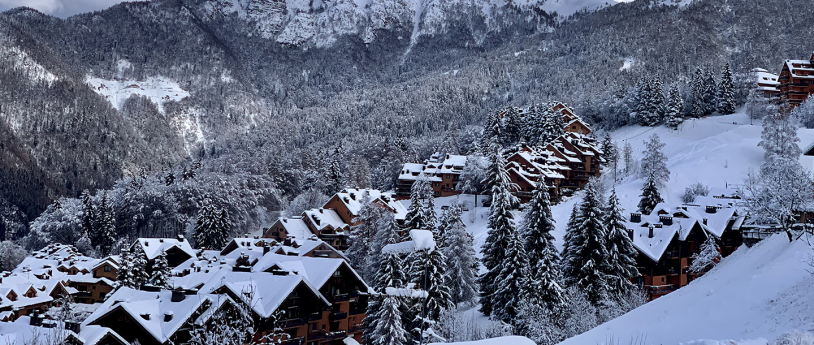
(349, 324, 365, 333)
(644, 284, 676, 294)
(306, 313, 322, 322)
(333, 294, 350, 302)
(283, 318, 307, 328)
(74, 291, 92, 298)
(332, 312, 348, 320)
(349, 291, 360, 298)
(349, 307, 365, 316)
(281, 337, 304, 345)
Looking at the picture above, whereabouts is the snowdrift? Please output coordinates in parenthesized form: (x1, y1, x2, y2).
(558, 234, 814, 345)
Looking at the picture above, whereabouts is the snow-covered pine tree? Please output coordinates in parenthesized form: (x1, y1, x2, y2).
(116, 246, 134, 289)
(348, 196, 389, 283)
(424, 196, 438, 233)
(689, 235, 721, 274)
(443, 216, 478, 306)
(419, 249, 453, 322)
(600, 133, 617, 166)
(521, 182, 566, 310)
(194, 204, 215, 249)
(478, 149, 520, 316)
(328, 145, 345, 194)
(405, 183, 428, 232)
(637, 79, 655, 126)
(639, 133, 670, 186)
(717, 63, 736, 114)
(81, 190, 97, 247)
(541, 104, 565, 144)
(437, 201, 463, 250)
(214, 208, 231, 250)
(691, 67, 706, 118)
(664, 85, 684, 129)
(561, 182, 611, 306)
(370, 217, 402, 275)
(523, 104, 544, 146)
(365, 248, 407, 344)
(132, 247, 149, 288)
(98, 192, 117, 256)
(604, 189, 639, 299)
(482, 111, 503, 149)
(492, 227, 528, 323)
(648, 78, 665, 125)
(503, 106, 524, 147)
(373, 294, 408, 345)
(483, 140, 508, 196)
(703, 67, 718, 115)
(623, 142, 635, 176)
(637, 178, 664, 215)
(150, 249, 170, 289)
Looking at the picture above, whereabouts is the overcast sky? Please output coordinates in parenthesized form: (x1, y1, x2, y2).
(0, 0, 137, 18)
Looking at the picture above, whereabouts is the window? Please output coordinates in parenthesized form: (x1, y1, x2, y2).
(92, 286, 96, 290)
(333, 271, 341, 277)
(311, 323, 317, 331)
(104, 265, 111, 272)
(99, 292, 106, 300)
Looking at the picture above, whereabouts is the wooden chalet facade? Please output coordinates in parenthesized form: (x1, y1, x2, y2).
(778, 52, 814, 109)
(396, 103, 602, 204)
(395, 154, 467, 199)
(264, 189, 407, 251)
(626, 198, 744, 300)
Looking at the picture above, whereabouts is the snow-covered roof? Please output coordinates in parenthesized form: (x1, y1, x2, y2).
(84, 287, 227, 343)
(303, 208, 349, 232)
(331, 188, 408, 221)
(220, 237, 277, 256)
(784, 59, 814, 79)
(135, 237, 196, 260)
(199, 271, 328, 319)
(274, 216, 314, 240)
(626, 201, 739, 262)
(0, 316, 127, 345)
(399, 153, 467, 181)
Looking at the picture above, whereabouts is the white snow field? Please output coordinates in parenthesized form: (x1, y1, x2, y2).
(430, 336, 536, 345)
(559, 233, 814, 345)
(85, 76, 190, 114)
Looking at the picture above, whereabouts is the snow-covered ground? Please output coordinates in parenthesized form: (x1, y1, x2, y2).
(429, 336, 535, 345)
(559, 233, 814, 345)
(412, 111, 814, 344)
(85, 76, 190, 114)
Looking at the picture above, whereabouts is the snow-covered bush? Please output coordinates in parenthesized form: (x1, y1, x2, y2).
(0, 240, 27, 271)
(682, 182, 710, 203)
(791, 98, 814, 129)
(773, 330, 814, 345)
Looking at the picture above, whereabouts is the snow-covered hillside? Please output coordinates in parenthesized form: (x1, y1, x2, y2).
(428, 112, 814, 255)
(419, 112, 814, 344)
(558, 233, 814, 345)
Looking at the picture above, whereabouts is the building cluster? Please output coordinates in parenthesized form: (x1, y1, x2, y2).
(0, 234, 370, 345)
(264, 188, 407, 250)
(396, 103, 603, 203)
(624, 188, 745, 299)
(756, 52, 814, 109)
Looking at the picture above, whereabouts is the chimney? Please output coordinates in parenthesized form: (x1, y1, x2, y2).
(144, 241, 149, 247)
(626, 229, 634, 240)
(171, 290, 186, 302)
(30, 313, 43, 326)
(660, 216, 673, 226)
(164, 311, 174, 322)
(630, 213, 641, 223)
(350, 193, 356, 201)
(177, 235, 185, 242)
(159, 239, 164, 243)
(703, 218, 708, 225)
(65, 321, 80, 333)
(706, 206, 717, 214)
(319, 209, 324, 214)
(648, 226, 654, 238)
(263, 245, 271, 255)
